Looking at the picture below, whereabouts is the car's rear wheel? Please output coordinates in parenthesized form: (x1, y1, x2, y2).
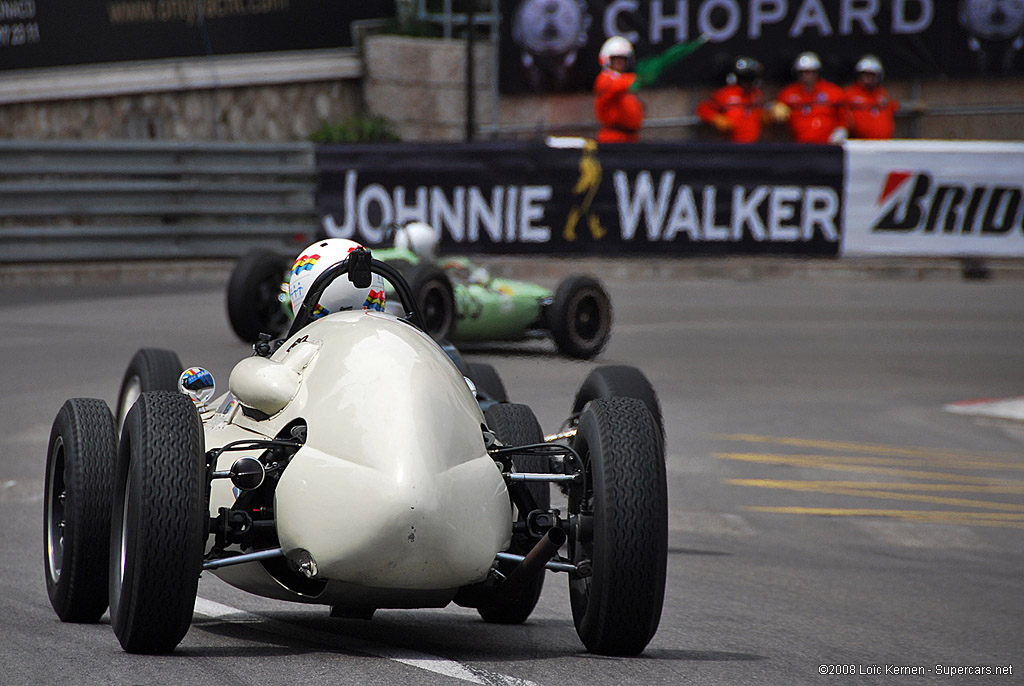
(115, 348, 183, 434)
(226, 250, 291, 342)
(43, 398, 118, 623)
(478, 403, 549, 624)
(109, 391, 206, 654)
(407, 263, 456, 342)
(467, 361, 509, 403)
(571, 365, 664, 452)
(547, 274, 612, 359)
(567, 397, 667, 655)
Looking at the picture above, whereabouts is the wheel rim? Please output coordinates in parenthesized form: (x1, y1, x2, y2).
(567, 447, 595, 618)
(568, 289, 607, 345)
(45, 437, 66, 583)
(118, 376, 142, 433)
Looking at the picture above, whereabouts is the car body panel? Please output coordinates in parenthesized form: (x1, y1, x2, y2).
(206, 310, 512, 598)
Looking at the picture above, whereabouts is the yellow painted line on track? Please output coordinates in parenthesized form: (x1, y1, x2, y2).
(727, 478, 1024, 495)
(710, 433, 1021, 462)
(726, 479, 1024, 512)
(715, 452, 1024, 485)
(745, 507, 1024, 529)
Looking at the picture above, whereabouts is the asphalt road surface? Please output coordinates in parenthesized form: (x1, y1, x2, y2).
(2, 265, 1022, 685)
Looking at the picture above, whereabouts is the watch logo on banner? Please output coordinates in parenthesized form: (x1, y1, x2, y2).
(873, 170, 1024, 235)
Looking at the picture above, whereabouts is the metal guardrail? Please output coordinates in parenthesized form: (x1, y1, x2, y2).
(0, 140, 319, 263)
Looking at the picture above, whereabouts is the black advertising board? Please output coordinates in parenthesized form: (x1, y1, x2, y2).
(0, 0, 395, 71)
(500, 0, 1024, 94)
(315, 140, 843, 256)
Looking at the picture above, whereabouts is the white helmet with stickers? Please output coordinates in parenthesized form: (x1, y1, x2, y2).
(288, 238, 386, 318)
(394, 221, 440, 260)
(598, 36, 634, 68)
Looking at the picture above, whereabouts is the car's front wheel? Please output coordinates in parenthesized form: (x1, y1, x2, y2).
(43, 398, 118, 623)
(546, 274, 612, 359)
(567, 396, 667, 655)
(109, 391, 207, 654)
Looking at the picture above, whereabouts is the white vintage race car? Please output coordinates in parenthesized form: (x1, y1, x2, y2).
(42, 247, 667, 657)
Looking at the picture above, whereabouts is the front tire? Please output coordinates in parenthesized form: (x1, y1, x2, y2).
(547, 274, 612, 359)
(109, 391, 207, 654)
(43, 398, 118, 623)
(478, 403, 549, 624)
(567, 397, 667, 655)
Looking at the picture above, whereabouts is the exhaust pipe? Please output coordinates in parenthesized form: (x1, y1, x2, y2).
(504, 527, 567, 587)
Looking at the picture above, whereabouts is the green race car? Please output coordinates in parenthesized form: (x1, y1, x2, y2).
(226, 247, 613, 359)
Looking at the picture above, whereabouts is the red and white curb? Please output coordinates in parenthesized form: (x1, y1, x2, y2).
(944, 396, 1024, 422)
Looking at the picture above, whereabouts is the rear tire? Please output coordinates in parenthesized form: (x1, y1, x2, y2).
(407, 263, 456, 342)
(572, 365, 664, 452)
(115, 348, 183, 434)
(478, 403, 548, 624)
(467, 362, 509, 403)
(109, 391, 207, 654)
(567, 397, 667, 655)
(226, 250, 291, 342)
(547, 274, 612, 359)
(43, 398, 118, 623)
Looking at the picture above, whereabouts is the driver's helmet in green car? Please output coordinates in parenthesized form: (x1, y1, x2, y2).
(394, 221, 440, 261)
(288, 238, 387, 318)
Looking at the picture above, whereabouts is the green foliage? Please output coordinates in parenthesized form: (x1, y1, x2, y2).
(309, 115, 400, 143)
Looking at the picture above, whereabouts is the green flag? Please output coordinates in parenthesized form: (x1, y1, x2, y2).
(632, 35, 709, 90)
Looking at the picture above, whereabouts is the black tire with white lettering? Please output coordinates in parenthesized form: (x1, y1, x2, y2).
(43, 398, 118, 623)
(567, 397, 667, 655)
(547, 274, 612, 359)
(109, 391, 206, 654)
(478, 403, 549, 624)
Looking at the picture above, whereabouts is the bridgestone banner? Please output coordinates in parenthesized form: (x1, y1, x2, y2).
(500, 0, 1024, 93)
(0, 1, 394, 71)
(842, 140, 1024, 258)
(316, 140, 843, 256)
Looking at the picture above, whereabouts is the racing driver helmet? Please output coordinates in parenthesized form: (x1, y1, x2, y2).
(288, 238, 386, 318)
(395, 221, 440, 260)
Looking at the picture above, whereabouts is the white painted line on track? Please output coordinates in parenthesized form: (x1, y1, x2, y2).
(945, 396, 1024, 421)
(193, 597, 539, 686)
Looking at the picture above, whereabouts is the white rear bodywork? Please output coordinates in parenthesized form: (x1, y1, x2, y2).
(203, 311, 512, 607)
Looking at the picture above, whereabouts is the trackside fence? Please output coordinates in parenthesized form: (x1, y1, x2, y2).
(0, 141, 319, 263)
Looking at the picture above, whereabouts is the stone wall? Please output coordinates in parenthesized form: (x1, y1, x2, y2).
(0, 82, 363, 141)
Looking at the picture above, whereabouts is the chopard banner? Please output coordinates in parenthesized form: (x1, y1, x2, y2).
(0, 0, 394, 70)
(315, 140, 843, 256)
(500, 0, 1024, 93)
(842, 140, 1024, 258)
